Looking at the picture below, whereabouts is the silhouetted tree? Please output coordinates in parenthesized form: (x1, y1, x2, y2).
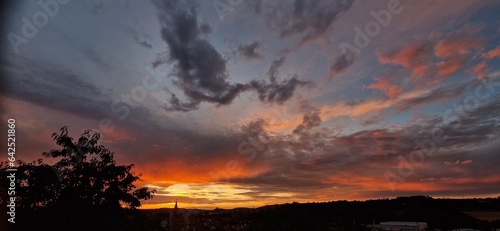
(1, 126, 155, 230)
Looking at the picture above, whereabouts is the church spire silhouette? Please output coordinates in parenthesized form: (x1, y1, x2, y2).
(169, 199, 188, 231)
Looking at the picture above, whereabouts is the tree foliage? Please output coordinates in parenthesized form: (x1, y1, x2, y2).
(1, 126, 156, 230)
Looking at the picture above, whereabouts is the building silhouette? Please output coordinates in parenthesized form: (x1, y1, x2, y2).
(366, 221, 428, 231)
(167, 200, 190, 231)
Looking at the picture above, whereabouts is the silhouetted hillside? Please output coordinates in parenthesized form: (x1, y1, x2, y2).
(142, 196, 500, 231)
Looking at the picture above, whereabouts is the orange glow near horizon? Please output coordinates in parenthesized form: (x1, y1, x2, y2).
(138, 191, 500, 210)
(135, 174, 500, 210)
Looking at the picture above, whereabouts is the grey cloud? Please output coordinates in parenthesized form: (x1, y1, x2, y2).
(82, 47, 114, 73)
(231, 169, 328, 189)
(125, 27, 153, 49)
(261, 0, 354, 45)
(250, 57, 311, 104)
(292, 109, 321, 134)
(139, 89, 500, 194)
(8, 59, 497, 197)
(250, 77, 309, 104)
(240, 118, 268, 137)
(359, 115, 384, 126)
(199, 23, 212, 34)
(164, 92, 200, 112)
(225, 94, 500, 194)
(330, 50, 355, 76)
(236, 41, 264, 60)
(152, 1, 309, 111)
(154, 0, 251, 111)
(0, 56, 111, 119)
(395, 80, 475, 111)
(267, 57, 285, 82)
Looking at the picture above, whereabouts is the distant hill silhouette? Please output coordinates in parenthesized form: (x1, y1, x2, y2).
(141, 196, 500, 231)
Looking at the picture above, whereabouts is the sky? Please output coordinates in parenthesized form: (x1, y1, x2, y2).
(1, 0, 499, 209)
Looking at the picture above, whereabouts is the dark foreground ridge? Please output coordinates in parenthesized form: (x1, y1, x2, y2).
(2, 195, 500, 230)
(141, 196, 500, 231)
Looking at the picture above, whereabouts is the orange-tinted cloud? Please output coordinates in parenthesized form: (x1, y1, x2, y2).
(434, 35, 485, 58)
(387, 86, 403, 99)
(365, 76, 403, 99)
(320, 88, 434, 121)
(469, 61, 488, 79)
(378, 43, 430, 77)
(481, 46, 500, 59)
(376, 24, 488, 88)
(444, 159, 473, 165)
(435, 59, 464, 76)
(461, 160, 473, 165)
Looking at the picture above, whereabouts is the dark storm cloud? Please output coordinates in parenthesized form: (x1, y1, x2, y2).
(235, 41, 264, 60)
(226, 94, 500, 193)
(396, 94, 500, 154)
(0, 56, 188, 163)
(115, 84, 500, 194)
(152, 1, 309, 111)
(153, 0, 246, 111)
(249, 76, 308, 104)
(10, 52, 495, 196)
(231, 167, 328, 189)
(266, 57, 285, 82)
(439, 95, 500, 148)
(292, 109, 321, 134)
(163, 92, 200, 112)
(250, 57, 311, 104)
(330, 50, 355, 76)
(0, 56, 111, 119)
(260, 0, 354, 44)
(0, 56, 169, 135)
(199, 22, 212, 34)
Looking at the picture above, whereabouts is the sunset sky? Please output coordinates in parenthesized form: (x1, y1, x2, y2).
(1, 0, 500, 209)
